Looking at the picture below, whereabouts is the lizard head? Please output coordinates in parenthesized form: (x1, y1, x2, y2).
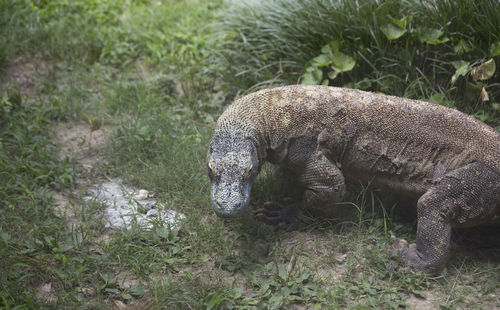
(207, 133, 260, 218)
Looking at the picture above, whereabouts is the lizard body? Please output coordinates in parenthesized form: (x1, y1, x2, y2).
(208, 85, 500, 273)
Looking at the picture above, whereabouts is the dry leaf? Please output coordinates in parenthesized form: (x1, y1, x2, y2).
(471, 59, 496, 82)
(481, 87, 489, 102)
(113, 299, 128, 310)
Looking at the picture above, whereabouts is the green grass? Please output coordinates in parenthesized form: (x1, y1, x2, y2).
(0, 0, 499, 309)
(0, 90, 72, 307)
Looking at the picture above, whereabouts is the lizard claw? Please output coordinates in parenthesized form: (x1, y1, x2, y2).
(255, 201, 302, 231)
(389, 236, 421, 273)
(390, 235, 409, 257)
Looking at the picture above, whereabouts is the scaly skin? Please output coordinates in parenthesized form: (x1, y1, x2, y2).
(207, 85, 500, 273)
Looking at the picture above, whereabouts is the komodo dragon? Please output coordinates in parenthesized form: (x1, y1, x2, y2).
(207, 85, 500, 273)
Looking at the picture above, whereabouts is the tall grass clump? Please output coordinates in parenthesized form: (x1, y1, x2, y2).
(214, 0, 499, 127)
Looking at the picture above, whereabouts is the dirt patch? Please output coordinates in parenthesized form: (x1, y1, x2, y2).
(278, 230, 348, 282)
(52, 120, 110, 226)
(53, 192, 80, 230)
(35, 282, 58, 304)
(0, 57, 51, 96)
(405, 291, 440, 310)
(55, 121, 110, 169)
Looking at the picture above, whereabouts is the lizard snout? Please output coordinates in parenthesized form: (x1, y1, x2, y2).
(211, 183, 249, 218)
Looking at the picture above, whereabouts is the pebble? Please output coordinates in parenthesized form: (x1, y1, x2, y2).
(135, 189, 149, 200)
(146, 209, 159, 217)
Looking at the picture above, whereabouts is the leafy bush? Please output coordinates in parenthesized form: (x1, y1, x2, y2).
(214, 0, 499, 127)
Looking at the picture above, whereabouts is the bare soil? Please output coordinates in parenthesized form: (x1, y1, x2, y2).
(0, 56, 51, 96)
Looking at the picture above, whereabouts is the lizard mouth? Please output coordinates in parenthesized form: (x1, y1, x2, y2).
(211, 185, 250, 218)
(212, 201, 246, 218)
(211, 183, 250, 218)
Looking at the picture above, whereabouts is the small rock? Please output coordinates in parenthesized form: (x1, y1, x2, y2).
(135, 189, 149, 200)
(79, 286, 95, 296)
(140, 200, 156, 210)
(147, 209, 159, 217)
(82, 164, 93, 173)
(36, 283, 57, 303)
(334, 254, 348, 264)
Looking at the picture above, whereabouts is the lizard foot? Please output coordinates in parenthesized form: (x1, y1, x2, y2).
(390, 236, 447, 275)
(255, 202, 306, 231)
(389, 236, 419, 273)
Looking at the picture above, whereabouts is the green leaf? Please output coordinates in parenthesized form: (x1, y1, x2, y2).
(268, 294, 284, 309)
(490, 41, 500, 56)
(311, 54, 332, 67)
(155, 226, 172, 239)
(388, 14, 412, 29)
(328, 70, 339, 80)
(0, 232, 10, 244)
(257, 283, 271, 297)
(471, 59, 496, 81)
(301, 66, 323, 85)
(380, 24, 407, 40)
(105, 288, 120, 295)
(331, 51, 356, 72)
(230, 288, 243, 299)
(321, 40, 340, 54)
(278, 264, 288, 280)
(344, 78, 372, 90)
(453, 39, 471, 55)
(128, 285, 146, 297)
(450, 60, 471, 84)
(428, 93, 446, 106)
(138, 125, 149, 136)
(418, 28, 449, 45)
(298, 270, 312, 282)
(484, 278, 498, 293)
(465, 81, 483, 102)
(327, 51, 356, 81)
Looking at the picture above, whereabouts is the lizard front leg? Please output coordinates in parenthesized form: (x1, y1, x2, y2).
(300, 152, 346, 214)
(255, 152, 346, 230)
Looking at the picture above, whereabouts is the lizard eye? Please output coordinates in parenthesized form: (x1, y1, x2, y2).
(243, 163, 253, 178)
(207, 160, 216, 178)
